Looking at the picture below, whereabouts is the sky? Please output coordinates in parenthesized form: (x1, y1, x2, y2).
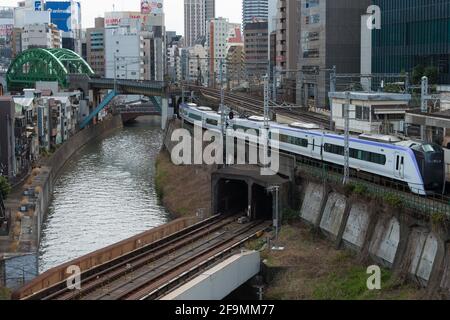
(2, 0, 243, 35)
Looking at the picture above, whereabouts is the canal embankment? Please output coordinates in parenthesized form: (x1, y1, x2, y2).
(157, 118, 449, 299)
(155, 118, 216, 219)
(0, 115, 123, 289)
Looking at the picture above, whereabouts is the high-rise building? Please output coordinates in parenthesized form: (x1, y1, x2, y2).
(296, 0, 370, 108)
(0, 96, 16, 180)
(0, 7, 14, 72)
(370, 0, 450, 84)
(244, 21, 269, 82)
(22, 23, 62, 51)
(206, 18, 230, 84)
(105, 27, 145, 80)
(274, 0, 299, 102)
(205, 0, 215, 21)
(243, 0, 268, 29)
(104, 11, 166, 81)
(86, 17, 105, 77)
(227, 45, 245, 88)
(184, 0, 206, 47)
(45, 1, 82, 55)
(206, 18, 242, 85)
(184, 0, 216, 47)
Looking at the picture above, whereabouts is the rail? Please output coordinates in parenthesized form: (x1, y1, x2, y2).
(13, 216, 200, 300)
(22, 216, 270, 300)
(192, 85, 332, 129)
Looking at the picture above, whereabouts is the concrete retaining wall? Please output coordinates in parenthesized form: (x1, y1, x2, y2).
(8, 115, 124, 254)
(297, 179, 450, 297)
(161, 250, 261, 300)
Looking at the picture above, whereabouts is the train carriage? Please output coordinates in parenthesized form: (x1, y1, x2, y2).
(179, 103, 444, 196)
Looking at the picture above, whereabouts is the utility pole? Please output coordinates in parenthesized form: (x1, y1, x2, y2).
(272, 66, 277, 102)
(267, 185, 282, 250)
(343, 91, 350, 185)
(329, 65, 336, 131)
(219, 58, 226, 137)
(264, 74, 270, 130)
(113, 53, 117, 93)
(421, 76, 428, 142)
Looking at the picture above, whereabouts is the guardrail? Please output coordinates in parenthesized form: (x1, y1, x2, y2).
(89, 78, 167, 90)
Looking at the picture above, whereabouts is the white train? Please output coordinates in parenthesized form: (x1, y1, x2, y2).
(179, 103, 445, 196)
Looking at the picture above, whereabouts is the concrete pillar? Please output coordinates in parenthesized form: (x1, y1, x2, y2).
(334, 197, 352, 249)
(161, 97, 169, 130)
(247, 181, 253, 219)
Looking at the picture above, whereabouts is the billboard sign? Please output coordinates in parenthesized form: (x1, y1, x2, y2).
(46, 1, 72, 32)
(35, 0, 43, 11)
(141, 1, 163, 15)
(0, 24, 13, 37)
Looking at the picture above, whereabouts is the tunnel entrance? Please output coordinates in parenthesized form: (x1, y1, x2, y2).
(251, 184, 273, 221)
(217, 179, 248, 215)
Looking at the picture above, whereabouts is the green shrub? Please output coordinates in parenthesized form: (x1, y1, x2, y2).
(0, 176, 11, 200)
(431, 211, 447, 225)
(282, 208, 299, 224)
(353, 183, 368, 195)
(384, 193, 403, 209)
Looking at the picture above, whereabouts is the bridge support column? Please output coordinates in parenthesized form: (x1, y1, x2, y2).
(161, 97, 173, 130)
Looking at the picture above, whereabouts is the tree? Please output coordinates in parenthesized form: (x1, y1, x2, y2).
(412, 65, 425, 84)
(0, 176, 11, 200)
(424, 66, 439, 84)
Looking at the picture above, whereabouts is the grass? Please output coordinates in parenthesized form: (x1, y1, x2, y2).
(154, 151, 213, 218)
(0, 287, 11, 300)
(155, 157, 168, 201)
(263, 223, 424, 300)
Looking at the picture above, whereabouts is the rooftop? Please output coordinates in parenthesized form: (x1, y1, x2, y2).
(329, 91, 411, 101)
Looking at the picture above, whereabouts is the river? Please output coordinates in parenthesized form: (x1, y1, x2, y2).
(38, 117, 169, 273)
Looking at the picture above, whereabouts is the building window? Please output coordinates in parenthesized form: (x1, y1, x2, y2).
(305, 0, 319, 9)
(305, 14, 320, 24)
(355, 105, 370, 121)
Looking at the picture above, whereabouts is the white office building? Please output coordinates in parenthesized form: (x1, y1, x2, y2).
(105, 27, 145, 80)
(22, 23, 62, 50)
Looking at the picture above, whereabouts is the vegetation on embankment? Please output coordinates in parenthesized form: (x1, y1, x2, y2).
(155, 150, 213, 218)
(0, 176, 12, 200)
(255, 222, 425, 300)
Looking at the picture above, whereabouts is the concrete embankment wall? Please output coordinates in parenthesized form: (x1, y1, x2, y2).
(296, 177, 450, 298)
(8, 115, 123, 254)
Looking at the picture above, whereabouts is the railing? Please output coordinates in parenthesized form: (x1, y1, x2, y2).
(115, 107, 160, 114)
(293, 155, 450, 217)
(89, 78, 167, 90)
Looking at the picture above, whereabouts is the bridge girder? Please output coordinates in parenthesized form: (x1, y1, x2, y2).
(6, 48, 94, 91)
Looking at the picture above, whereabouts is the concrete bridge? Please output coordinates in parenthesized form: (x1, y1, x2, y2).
(67, 75, 179, 130)
(115, 103, 162, 123)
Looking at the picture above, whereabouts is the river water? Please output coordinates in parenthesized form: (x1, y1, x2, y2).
(38, 118, 169, 273)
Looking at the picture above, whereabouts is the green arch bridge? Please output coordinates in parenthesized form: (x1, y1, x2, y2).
(6, 48, 94, 91)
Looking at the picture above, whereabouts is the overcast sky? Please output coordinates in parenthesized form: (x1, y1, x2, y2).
(2, 0, 243, 34)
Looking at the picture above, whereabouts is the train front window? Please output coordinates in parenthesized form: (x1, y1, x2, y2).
(422, 144, 435, 153)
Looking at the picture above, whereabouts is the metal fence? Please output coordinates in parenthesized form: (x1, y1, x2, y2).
(294, 156, 450, 218)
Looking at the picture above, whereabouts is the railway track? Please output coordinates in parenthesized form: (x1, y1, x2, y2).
(192, 85, 332, 129)
(24, 214, 270, 300)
